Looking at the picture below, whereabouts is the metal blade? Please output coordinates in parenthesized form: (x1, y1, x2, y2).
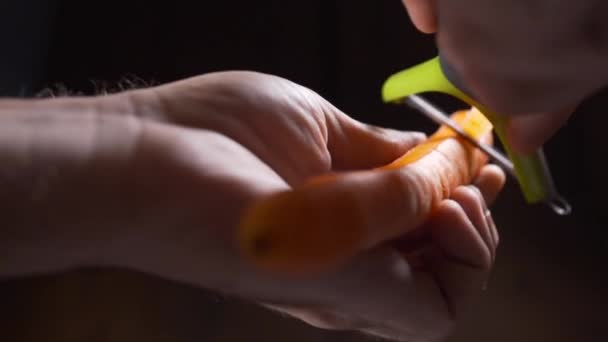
(403, 94, 516, 178)
(401, 94, 572, 215)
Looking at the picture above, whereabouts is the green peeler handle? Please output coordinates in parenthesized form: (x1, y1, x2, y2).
(381, 56, 561, 205)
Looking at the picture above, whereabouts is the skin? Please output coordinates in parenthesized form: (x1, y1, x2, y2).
(402, 0, 608, 153)
(0, 71, 504, 341)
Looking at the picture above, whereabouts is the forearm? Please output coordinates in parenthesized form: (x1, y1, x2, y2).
(0, 94, 143, 277)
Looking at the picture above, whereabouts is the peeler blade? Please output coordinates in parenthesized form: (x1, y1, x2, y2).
(399, 94, 572, 216)
(403, 94, 516, 177)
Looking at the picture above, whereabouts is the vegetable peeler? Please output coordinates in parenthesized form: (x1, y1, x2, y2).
(382, 56, 571, 215)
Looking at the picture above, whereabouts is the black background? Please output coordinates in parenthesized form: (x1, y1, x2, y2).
(1, 1, 608, 341)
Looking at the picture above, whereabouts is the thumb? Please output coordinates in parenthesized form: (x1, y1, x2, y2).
(324, 108, 426, 171)
(506, 108, 574, 153)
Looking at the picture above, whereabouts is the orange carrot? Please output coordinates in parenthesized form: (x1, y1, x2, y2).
(238, 108, 493, 276)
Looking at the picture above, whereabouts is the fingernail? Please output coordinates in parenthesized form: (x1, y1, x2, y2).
(466, 185, 488, 211)
(466, 184, 483, 199)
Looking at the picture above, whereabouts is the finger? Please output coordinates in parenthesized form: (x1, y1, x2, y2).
(238, 110, 493, 275)
(428, 200, 491, 270)
(394, 182, 500, 270)
(451, 186, 495, 262)
(402, 0, 437, 33)
(473, 164, 506, 206)
(423, 200, 492, 315)
(263, 304, 359, 331)
(506, 108, 574, 154)
(327, 110, 426, 170)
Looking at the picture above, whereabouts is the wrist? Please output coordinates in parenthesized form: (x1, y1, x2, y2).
(0, 93, 145, 277)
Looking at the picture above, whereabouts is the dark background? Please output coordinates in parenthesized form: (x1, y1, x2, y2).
(1, 0, 608, 341)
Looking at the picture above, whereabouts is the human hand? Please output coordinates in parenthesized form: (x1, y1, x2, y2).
(402, 0, 608, 152)
(1, 71, 504, 341)
(120, 71, 505, 341)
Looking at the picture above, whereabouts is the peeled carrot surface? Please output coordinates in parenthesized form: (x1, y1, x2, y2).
(238, 108, 493, 275)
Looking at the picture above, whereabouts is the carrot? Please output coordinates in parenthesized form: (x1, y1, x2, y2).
(237, 108, 493, 275)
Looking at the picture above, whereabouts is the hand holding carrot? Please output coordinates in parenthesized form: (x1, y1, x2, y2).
(239, 108, 499, 275)
(0, 71, 504, 341)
